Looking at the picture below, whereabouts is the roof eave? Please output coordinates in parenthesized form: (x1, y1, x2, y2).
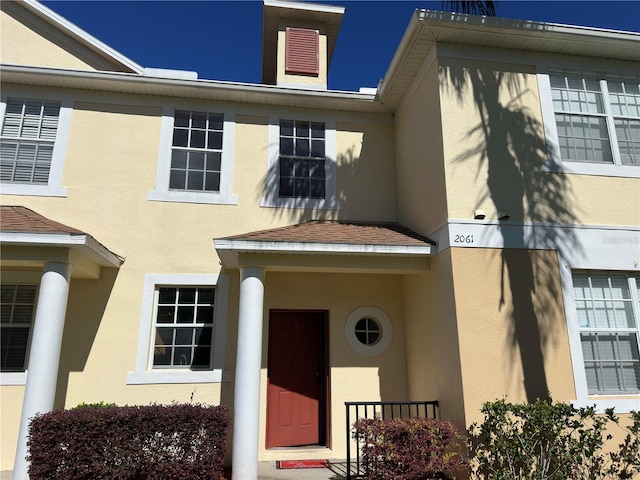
(214, 238, 432, 255)
(18, 0, 144, 74)
(378, 9, 640, 104)
(1, 64, 385, 112)
(214, 238, 432, 271)
(0, 231, 124, 268)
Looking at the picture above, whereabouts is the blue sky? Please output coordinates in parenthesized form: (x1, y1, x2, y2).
(41, 1, 640, 92)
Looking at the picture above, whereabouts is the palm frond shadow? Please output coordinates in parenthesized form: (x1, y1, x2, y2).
(441, 63, 583, 402)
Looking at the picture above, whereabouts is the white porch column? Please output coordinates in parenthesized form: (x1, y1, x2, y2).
(232, 266, 265, 480)
(14, 262, 71, 480)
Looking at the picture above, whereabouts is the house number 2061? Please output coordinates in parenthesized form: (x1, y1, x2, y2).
(453, 234, 474, 244)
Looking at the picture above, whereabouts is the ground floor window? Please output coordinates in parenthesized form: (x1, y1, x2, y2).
(0, 284, 37, 371)
(345, 306, 393, 356)
(572, 272, 640, 394)
(128, 273, 230, 384)
(152, 286, 215, 369)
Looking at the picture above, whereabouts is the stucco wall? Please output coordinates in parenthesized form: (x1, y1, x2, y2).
(395, 59, 448, 235)
(335, 121, 397, 221)
(0, 7, 100, 71)
(0, 387, 24, 470)
(438, 56, 640, 227)
(450, 247, 575, 426)
(402, 249, 467, 428)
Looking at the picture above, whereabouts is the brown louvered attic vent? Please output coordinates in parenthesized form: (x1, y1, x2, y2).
(285, 27, 319, 76)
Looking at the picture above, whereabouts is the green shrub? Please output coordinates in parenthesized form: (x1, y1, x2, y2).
(468, 398, 640, 480)
(354, 417, 467, 480)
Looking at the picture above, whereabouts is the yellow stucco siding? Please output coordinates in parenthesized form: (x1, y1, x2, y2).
(438, 55, 640, 227)
(395, 59, 448, 234)
(0, 88, 406, 467)
(449, 247, 576, 426)
(439, 58, 545, 223)
(402, 249, 467, 428)
(0, 387, 24, 470)
(335, 122, 397, 221)
(1, 7, 98, 71)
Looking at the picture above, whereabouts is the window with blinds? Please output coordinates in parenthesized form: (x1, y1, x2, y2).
(550, 73, 639, 166)
(572, 272, 640, 394)
(1, 284, 37, 372)
(0, 98, 62, 184)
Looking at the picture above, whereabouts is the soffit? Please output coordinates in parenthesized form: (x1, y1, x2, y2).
(378, 10, 640, 111)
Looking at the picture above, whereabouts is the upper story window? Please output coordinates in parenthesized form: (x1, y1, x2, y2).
(170, 110, 223, 193)
(0, 97, 70, 196)
(261, 115, 339, 210)
(0, 284, 37, 372)
(0, 98, 60, 184)
(572, 272, 639, 395)
(148, 106, 237, 205)
(279, 119, 325, 199)
(540, 71, 639, 177)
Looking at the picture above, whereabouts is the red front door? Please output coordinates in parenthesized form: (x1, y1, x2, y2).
(267, 310, 327, 448)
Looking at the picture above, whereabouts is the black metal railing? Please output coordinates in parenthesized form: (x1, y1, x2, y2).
(345, 400, 439, 479)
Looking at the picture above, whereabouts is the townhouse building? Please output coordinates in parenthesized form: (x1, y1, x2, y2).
(1, 0, 638, 478)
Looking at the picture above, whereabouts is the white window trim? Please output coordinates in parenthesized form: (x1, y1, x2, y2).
(127, 273, 230, 384)
(345, 306, 393, 356)
(147, 106, 238, 205)
(0, 271, 41, 385)
(537, 68, 640, 179)
(260, 114, 341, 210)
(0, 95, 71, 197)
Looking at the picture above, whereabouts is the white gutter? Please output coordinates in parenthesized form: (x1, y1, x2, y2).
(214, 239, 432, 256)
(415, 9, 640, 40)
(378, 9, 640, 102)
(20, 0, 144, 74)
(0, 232, 124, 267)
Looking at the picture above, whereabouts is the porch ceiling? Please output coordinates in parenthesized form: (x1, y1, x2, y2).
(0, 206, 124, 278)
(214, 220, 434, 273)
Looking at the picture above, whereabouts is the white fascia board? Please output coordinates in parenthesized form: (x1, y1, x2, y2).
(21, 0, 144, 74)
(214, 239, 432, 256)
(0, 64, 377, 100)
(263, 0, 344, 15)
(416, 9, 640, 40)
(0, 232, 124, 267)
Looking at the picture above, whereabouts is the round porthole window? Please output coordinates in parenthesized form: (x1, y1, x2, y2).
(345, 306, 393, 356)
(355, 317, 381, 346)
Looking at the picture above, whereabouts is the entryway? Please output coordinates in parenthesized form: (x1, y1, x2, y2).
(266, 310, 328, 448)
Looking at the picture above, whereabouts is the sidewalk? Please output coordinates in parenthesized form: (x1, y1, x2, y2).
(1, 460, 350, 479)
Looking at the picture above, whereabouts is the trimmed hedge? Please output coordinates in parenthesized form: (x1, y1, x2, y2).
(27, 403, 230, 480)
(354, 417, 467, 480)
